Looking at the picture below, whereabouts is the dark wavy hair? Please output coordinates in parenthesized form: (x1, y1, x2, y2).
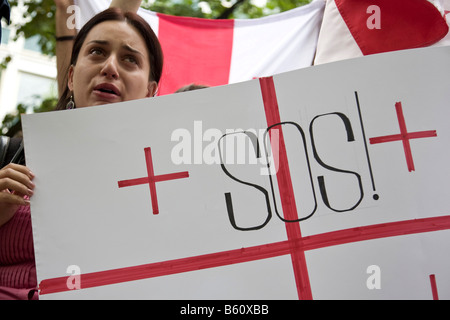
(56, 8, 163, 110)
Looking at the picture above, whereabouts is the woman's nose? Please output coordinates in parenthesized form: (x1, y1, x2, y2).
(100, 55, 119, 80)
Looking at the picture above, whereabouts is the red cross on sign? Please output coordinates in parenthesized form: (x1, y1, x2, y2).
(118, 147, 189, 214)
(369, 102, 437, 172)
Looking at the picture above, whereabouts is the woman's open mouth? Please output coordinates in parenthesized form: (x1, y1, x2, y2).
(93, 83, 121, 100)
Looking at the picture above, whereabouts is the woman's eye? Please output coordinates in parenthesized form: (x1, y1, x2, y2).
(124, 56, 138, 64)
(90, 48, 104, 56)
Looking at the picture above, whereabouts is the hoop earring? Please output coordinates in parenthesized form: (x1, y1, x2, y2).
(66, 95, 75, 109)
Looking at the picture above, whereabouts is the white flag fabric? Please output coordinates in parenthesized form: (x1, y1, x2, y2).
(74, 0, 325, 95)
(72, 0, 450, 87)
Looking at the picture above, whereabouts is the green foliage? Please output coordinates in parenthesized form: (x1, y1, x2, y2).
(9, 0, 58, 56)
(0, 55, 11, 71)
(143, 0, 311, 19)
(147, 0, 208, 18)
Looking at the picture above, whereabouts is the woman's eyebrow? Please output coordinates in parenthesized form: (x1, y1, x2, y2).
(87, 40, 109, 46)
(122, 44, 144, 56)
(87, 40, 143, 56)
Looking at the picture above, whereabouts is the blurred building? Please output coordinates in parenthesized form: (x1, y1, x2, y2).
(0, 4, 57, 127)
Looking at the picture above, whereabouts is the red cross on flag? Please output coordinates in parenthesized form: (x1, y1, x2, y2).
(75, 0, 450, 93)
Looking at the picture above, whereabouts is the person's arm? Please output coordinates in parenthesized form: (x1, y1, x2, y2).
(109, 0, 143, 13)
(55, 0, 76, 98)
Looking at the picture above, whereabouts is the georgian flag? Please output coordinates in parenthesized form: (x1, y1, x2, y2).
(74, 0, 449, 94)
(74, 0, 325, 95)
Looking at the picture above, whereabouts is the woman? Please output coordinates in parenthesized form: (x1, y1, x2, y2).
(0, 3, 163, 300)
(55, 0, 146, 96)
(57, 7, 163, 110)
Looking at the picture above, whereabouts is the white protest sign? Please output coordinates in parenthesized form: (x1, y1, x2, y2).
(22, 46, 450, 299)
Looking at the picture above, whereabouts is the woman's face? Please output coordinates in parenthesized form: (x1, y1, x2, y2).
(68, 20, 157, 108)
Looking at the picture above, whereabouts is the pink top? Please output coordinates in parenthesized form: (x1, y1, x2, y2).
(0, 204, 38, 300)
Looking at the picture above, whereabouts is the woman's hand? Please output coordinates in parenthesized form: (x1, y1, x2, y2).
(0, 164, 35, 228)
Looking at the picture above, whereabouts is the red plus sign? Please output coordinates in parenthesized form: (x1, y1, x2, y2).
(369, 102, 437, 172)
(118, 147, 189, 214)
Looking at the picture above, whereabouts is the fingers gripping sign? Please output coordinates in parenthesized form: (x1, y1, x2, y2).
(0, 163, 35, 227)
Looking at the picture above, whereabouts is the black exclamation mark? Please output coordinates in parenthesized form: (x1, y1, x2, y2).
(355, 91, 379, 201)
